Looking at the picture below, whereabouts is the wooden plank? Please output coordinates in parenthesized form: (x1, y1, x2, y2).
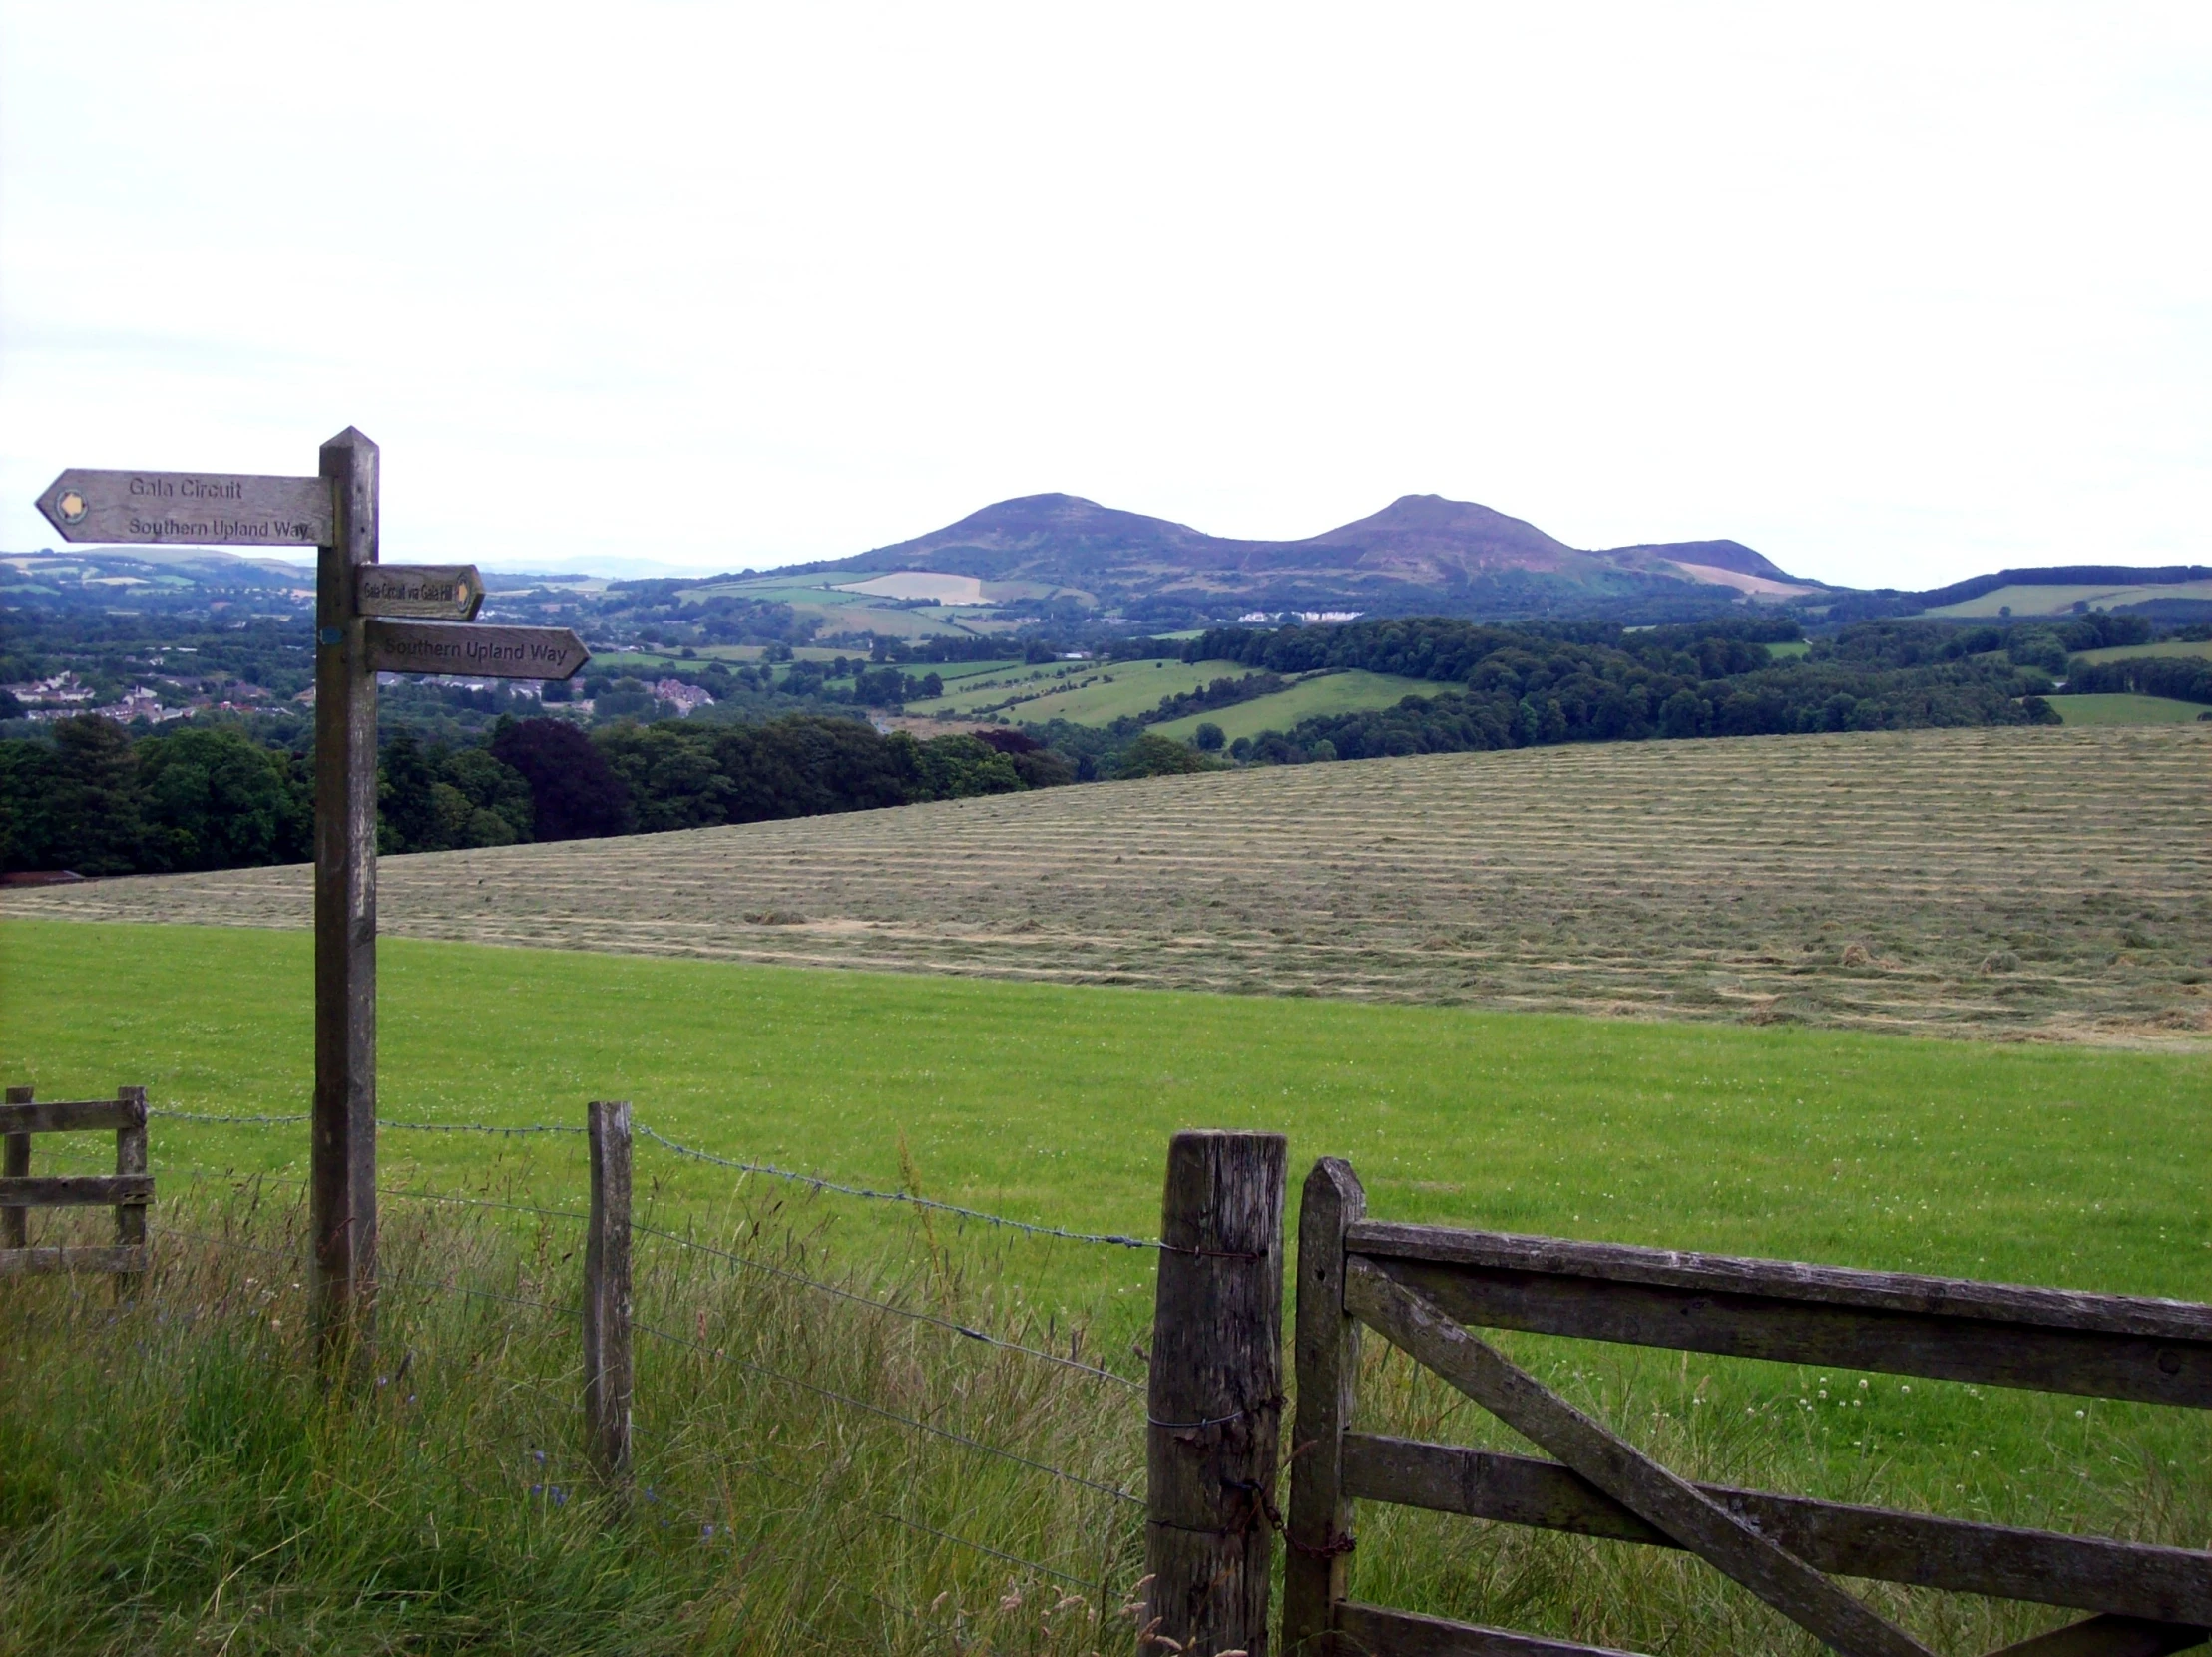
(312, 427, 380, 1371)
(1342, 1437, 2212, 1626)
(1147, 1131, 1288, 1657)
(1352, 1253, 2212, 1411)
(364, 621, 588, 680)
(1984, 1615, 2208, 1656)
(1287, 1157, 1368, 1657)
(36, 468, 331, 546)
(583, 1100, 634, 1482)
(1333, 1601, 1647, 1657)
(0, 1096, 143, 1134)
(0, 1176, 153, 1207)
(355, 564, 483, 620)
(2, 1086, 27, 1249)
(1345, 1258, 1936, 1657)
(0, 1245, 149, 1275)
(1346, 1223, 2212, 1344)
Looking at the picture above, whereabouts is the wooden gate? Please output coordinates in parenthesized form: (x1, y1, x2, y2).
(1284, 1157, 2212, 1657)
(0, 1085, 151, 1278)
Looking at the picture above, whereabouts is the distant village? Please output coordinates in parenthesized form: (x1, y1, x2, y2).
(1, 669, 718, 725)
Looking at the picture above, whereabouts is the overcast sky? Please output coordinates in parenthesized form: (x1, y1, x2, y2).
(3, 3, 2206, 587)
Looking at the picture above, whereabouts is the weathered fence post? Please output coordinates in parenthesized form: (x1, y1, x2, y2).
(1146, 1129, 1288, 1657)
(584, 1099, 634, 1482)
(1283, 1157, 1366, 1655)
(311, 426, 381, 1372)
(2, 1086, 28, 1249)
(114, 1086, 147, 1299)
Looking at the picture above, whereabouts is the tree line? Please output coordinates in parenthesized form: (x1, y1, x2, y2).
(0, 714, 1062, 876)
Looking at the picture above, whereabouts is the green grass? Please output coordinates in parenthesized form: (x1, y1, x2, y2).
(908, 658, 1253, 723)
(1764, 639, 1812, 659)
(2045, 693, 2209, 725)
(2071, 639, 2212, 666)
(5, 918, 2207, 1317)
(5, 920, 2210, 1653)
(1150, 668, 1439, 742)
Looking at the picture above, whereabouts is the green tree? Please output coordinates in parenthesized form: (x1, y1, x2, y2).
(31, 717, 148, 874)
(1113, 732, 1218, 779)
(909, 734, 1025, 800)
(137, 727, 309, 871)
(1192, 721, 1225, 751)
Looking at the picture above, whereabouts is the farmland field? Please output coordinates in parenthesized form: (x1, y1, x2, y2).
(909, 656, 1249, 721)
(7, 918, 2209, 1655)
(1150, 667, 1435, 741)
(1922, 579, 2212, 618)
(2047, 692, 2208, 725)
(5, 918, 2207, 1316)
(8, 725, 2207, 1043)
(2071, 638, 2212, 665)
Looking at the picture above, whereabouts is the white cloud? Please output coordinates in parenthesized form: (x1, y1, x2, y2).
(3, 1, 2206, 589)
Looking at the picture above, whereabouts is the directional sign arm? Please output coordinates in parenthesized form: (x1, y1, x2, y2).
(36, 469, 332, 546)
(356, 565, 484, 620)
(364, 621, 589, 680)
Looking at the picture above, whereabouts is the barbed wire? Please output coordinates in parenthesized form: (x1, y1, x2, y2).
(150, 1107, 584, 1137)
(145, 1109, 1218, 1264)
(632, 1219, 1140, 1391)
(636, 1124, 1161, 1251)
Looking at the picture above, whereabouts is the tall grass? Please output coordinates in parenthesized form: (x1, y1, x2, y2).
(3, 1180, 2206, 1655)
(0, 1182, 1145, 1656)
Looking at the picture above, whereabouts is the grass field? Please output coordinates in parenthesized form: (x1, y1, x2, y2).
(909, 657, 1251, 722)
(15, 726, 2206, 1044)
(4, 921, 2209, 1652)
(1150, 667, 1436, 741)
(2071, 638, 2212, 666)
(2047, 693, 2209, 725)
(7, 916, 2207, 1309)
(1922, 580, 2212, 618)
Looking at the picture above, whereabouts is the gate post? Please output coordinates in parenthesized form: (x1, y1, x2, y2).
(583, 1099, 634, 1482)
(1283, 1158, 1366, 1655)
(1145, 1129, 1287, 1657)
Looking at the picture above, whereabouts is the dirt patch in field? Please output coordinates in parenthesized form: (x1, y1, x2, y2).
(9, 726, 2209, 1044)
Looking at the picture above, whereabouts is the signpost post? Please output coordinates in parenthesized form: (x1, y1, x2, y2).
(36, 432, 588, 1380)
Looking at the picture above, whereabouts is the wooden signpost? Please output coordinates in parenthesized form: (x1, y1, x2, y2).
(36, 432, 588, 1374)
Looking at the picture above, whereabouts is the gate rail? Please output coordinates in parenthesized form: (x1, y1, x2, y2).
(0, 1085, 151, 1277)
(1284, 1156, 2212, 1657)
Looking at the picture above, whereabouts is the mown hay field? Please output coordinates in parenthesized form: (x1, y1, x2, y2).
(10, 725, 2208, 1044)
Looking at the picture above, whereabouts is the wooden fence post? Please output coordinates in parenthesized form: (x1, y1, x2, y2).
(311, 426, 381, 1371)
(584, 1099, 634, 1482)
(1283, 1157, 1366, 1656)
(1146, 1129, 1288, 1657)
(115, 1086, 147, 1298)
(2, 1086, 28, 1249)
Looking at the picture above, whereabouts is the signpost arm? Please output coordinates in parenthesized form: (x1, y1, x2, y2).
(312, 427, 380, 1372)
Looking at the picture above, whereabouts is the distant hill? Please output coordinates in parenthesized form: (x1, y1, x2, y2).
(787, 492, 1823, 621)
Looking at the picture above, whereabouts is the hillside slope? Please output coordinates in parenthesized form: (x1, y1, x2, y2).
(794, 492, 1818, 618)
(11, 725, 2205, 1044)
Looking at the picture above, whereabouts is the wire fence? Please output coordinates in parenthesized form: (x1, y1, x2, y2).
(149, 1201, 1132, 1609)
(20, 1100, 1159, 1626)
